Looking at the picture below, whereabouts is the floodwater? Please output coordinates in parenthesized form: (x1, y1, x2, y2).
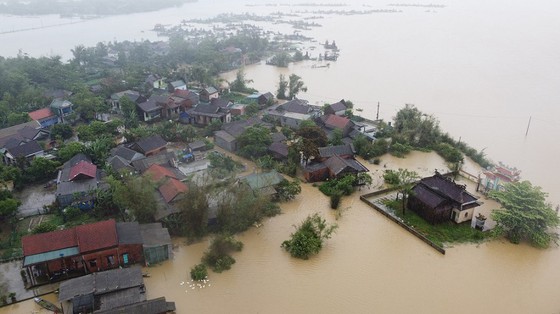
(1, 0, 560, 313)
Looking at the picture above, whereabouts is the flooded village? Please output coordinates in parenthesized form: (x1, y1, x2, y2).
(1, 1, 560, 313)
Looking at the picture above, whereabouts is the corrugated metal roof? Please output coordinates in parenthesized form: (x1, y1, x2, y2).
(23, 246, 80, 266)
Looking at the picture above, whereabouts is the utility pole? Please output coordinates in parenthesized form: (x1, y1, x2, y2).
(525, 116, 532, 137)
(376, 102, 380, 120)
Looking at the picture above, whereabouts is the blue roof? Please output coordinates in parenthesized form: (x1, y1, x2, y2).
(23, 246, 80, 266)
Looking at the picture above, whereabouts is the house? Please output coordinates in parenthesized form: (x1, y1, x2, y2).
(303, 143, 366, 182)
(0, 121, 49, 165)
(107, 145, 145, 174)
(268, 142, 289, 160)
(130, 135, 167, 157)
(408, 172, 481, 224)
(317, 143, 355, 161)
(49, 98, 74, 122)
(2, 140, 44, 166)
(136, 95, 166, 122)
(188, 102, 231, 126)
(145, 74, 167, 91)
(258, 92, 275, 107)
(28, 108, 59, 128)
(240, 170, 284, 197)
(214, 117, 271, 152)
(140, 223, 173, 265)
(317, 114, 355, 137)
(265, 99, 322, 129)
(478, 164, 521, 193)
(109, 90, 143, 114)
(58, 266, 176, 314)
(21, 219, 144, 287)
(143, 164, 188, 221)
(55, 154, 100, 208)
(173, 89, 199, 108)
(199, 86, 219, 103)
(187, 140, 208, 152)
(324, 99, 348, 116)
(168, 79, 187, 91)
(131, 151, 177, 173)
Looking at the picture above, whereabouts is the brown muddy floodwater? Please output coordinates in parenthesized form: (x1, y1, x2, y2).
(2, 152, 558, 314)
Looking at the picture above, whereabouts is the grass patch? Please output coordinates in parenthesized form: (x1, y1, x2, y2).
(384, 200, 491, 247)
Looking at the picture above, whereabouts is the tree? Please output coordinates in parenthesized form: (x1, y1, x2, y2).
(120, 96, 139, 128)
(276, 74, 288, 100)
(176, 184, 209, 240)
(393, 104, 440, 148)
(50, 123, 73, 140)
(25, 158, 60, 182)
(237, 125, 272, 159)
(330, 128, 343, 146)
(202, 234, 243, 273)
(384, 168, 419, 215)
(295, 125, 328, 162)
(281, 213, 338, 259)
(113, 176, 158, 223)
(0, 198, 20, 220)
(229, 69, 254, 93)
(490, 181, 559, 248)
(57, 142, 86, 162)
(288, 74, 307, 100)
(275, 179, 302, 202)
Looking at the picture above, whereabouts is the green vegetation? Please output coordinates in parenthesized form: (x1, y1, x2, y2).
(389, 104, 491, 168)
(190, 264, 208, 281)
(281, 213, 337, 259)
(237, 125, 273, 159)
(31, 221, 58, 234)
(276, 74, 307, 100)
(202, 235, 243, 273)
(382, 168, 419, 215)
(385, 199, 490, 247)
(274, 179, 302, 202)
(112, 176, 158, 223)
(489, 181, 559, 248)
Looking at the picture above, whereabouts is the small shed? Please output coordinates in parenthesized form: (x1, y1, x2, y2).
(140, 223, 173, 265)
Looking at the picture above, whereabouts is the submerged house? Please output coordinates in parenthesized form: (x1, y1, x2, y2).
(58, 266, 176, 314)
(21, 219, 144, 287)
(478, 164, 521, 193)
(408, 172, 481, 224)
(303, 144, 368, 182)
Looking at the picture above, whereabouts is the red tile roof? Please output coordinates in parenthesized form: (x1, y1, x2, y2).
(22, 228, 77, 256)
(76, 219, 118, 253)
(324, 114, 351, 129)
(69, 160, 97, 181)
(144, 164, 177, 182)
(22, 219, 120, 257)
(159, 178, 188, 203)
(28, 108, 55, 121)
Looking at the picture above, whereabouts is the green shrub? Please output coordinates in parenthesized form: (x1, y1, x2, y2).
(202, 235, 243, 273)
(190, 264, 208, 281)
(32, 221, 58, 234)
(383, 170, 400, 185)
(282, 213, 338, 260)
(330, 192, 342, 209)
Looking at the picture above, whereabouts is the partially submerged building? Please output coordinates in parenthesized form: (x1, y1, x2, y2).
(58, 266, 176, 314)
(408, 172, 481, 224)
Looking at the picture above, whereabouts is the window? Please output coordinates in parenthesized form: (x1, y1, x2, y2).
(464, 212, 468, 218)
(89, 259, 97, 268)
(106, 255, 115, 266)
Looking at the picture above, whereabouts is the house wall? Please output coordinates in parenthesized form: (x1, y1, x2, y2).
(215, 136, 236, 152)
(145, 147, 166, 157)
(281, 116, 306, 129)
(117, 244, 144, 266)
(304, 167, 330, 182)
(81, 248, 120, 273)
(408, 196, 453, 224)
(452, 207, 474, 224)
(39, 116, 59, 128)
